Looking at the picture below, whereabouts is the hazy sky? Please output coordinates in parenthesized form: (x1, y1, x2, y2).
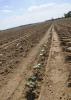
(0, 0, 71, 30)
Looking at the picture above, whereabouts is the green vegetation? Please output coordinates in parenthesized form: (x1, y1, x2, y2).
(64, 11, 71, 18)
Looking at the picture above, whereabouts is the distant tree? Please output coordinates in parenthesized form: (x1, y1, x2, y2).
(64, 11, 71, 18)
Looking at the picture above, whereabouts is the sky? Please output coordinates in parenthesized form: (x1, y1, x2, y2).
(0, 0, 71, 30)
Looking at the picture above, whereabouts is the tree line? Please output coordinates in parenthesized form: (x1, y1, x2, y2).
(64, 11, 71, 18)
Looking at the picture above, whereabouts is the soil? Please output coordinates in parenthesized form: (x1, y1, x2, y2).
(0, 18, 71, 100)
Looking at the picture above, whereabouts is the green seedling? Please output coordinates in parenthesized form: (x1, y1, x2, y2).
(33, 63, 42, 69)
(25, 89, 36, 100)
(41, 49, 45, 52)
(39, 53, 43, 56)
(26, 81, 36, 88)
(28, 76, 37, 82)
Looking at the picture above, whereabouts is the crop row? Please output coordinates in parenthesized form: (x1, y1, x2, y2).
(23, 32, 52, 100)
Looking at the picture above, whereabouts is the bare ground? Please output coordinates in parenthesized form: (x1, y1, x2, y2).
(38, 26, 71, 100)
(0, 25, 52, 100)
(0, 19, 71, 100)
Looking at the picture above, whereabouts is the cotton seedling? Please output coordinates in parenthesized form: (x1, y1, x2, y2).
(28, 76, 37, 82)
(33, 63, 42, 69)
(41, 49, 45, 52)
(39, 53, 43, 56)
(26, 81, 36, 88)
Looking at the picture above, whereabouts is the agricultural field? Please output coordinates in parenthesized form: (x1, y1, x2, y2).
(0, 18, 71, 100)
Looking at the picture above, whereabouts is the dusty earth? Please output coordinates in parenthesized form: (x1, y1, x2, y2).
(38, 27, 70, 100)
(0, 18, 71, 100)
